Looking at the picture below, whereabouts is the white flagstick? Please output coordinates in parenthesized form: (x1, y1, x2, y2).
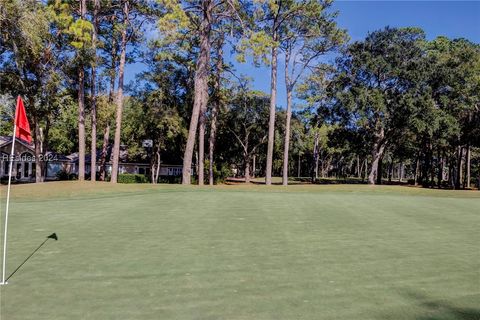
(1, 124, 16, 285)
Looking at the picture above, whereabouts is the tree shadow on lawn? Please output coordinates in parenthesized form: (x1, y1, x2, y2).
(227, 177, 367, 185)
(383, 291, 480, 320)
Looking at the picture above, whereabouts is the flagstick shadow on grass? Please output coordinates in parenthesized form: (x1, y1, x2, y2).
(2, 233, 58, 284)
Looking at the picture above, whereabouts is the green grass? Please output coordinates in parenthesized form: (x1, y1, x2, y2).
(0, 182, 479, 320)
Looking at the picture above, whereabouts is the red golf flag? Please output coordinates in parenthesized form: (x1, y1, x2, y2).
(15, 96, 32, 143)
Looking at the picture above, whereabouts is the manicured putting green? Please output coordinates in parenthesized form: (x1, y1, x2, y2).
(0, 182, 479, 319)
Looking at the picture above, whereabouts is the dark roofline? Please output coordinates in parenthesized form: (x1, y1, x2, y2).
(0, 136, 35, 151)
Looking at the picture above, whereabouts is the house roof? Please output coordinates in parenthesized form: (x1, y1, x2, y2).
(0, 136, 35, 150)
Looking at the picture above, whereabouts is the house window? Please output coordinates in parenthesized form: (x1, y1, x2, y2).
(16, 163, 21, 179)
(167, 167, 182, 176)
(47, 163, 62, 177)
(23, 162, 29, 177)
(139, 167, 145, 174)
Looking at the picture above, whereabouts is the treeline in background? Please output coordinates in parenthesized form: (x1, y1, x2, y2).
(0, 1, 478, 189)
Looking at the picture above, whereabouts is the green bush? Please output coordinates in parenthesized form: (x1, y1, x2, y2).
(56, 170, 69, 180)
(205, 161, 232, 184)
(0, 176, 13, 185)
(56, 170, 77, 181)
(157, 175, 182, 184)
(217, 163, 233, 183)
(118, 173, 149, 184)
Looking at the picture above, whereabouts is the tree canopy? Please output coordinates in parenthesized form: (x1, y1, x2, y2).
(0, 1, 478, 189)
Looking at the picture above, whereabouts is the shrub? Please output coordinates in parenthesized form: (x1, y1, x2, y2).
(56, 170, 68, 180)
(118, 173, 149, 184)
(56, 170, 77, 181)
(157, 175, 182, 184)
(216, 163, 232, 183)
(0, 176, 12, 185)
(205, 160, 232, 184)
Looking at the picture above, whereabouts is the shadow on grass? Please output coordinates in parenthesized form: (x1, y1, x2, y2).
(227, 177, 413, 186)
(387, 291, 480, 320)
(226, 177, 369, 185)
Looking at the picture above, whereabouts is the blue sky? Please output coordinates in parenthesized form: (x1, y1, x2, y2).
(126, 1, 480, 108)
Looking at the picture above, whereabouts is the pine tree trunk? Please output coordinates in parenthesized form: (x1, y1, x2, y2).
(399, 162, 403, 182)
(150, 149, 156, 184)
(388, 160, 393, 182)
(443, 156, 447, 185)
(90, 71, 97, 181)
(77, 0, 87, 181)
(34, 126, 44, 183)
(437, 150, 443, 188)
(429, 145, 435, 188)
(313, 132, 319, 179)
(42, 121, 51, 180)
(449, 153, 456, 188)
(356, 155, 361, 178)
(414, 154, 420, 186)
(31, 103, 45, 183)
(154, 149, 161, 184)
(194, 150, 198, 176)
(99, 124, 110, 181)
(368, 127, 385, 185)
(358, 161, 365, 180)
(111, 1, 129, 183)
(182, 1, 212, 185)
(323, 157, 331, 179)
(265, 29, 278, 186)
(90, 0, 99, 182)
(359, 157, 364, 179)
(208, 92, 219, 185)
(208, 38, 222, 186)
(198, 106, 206, 185)
(99, 26, 117, 182)
(245, 155, 250, 183)
(376, 156, 383, 185)
(466, 144, 471, 188)
(252, 154, 256, 178)
(298, 154, 301, 178)
(363, 158, 368, 181)
(78, 69, 85, 181)
(455, 146, 463, 189)
(282, 77, 293, 185)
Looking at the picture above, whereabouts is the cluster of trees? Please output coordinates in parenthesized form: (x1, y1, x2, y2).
(302, 28, 480, 188)
(0, 0, 144, 182)
(0, 1, 478, 189)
